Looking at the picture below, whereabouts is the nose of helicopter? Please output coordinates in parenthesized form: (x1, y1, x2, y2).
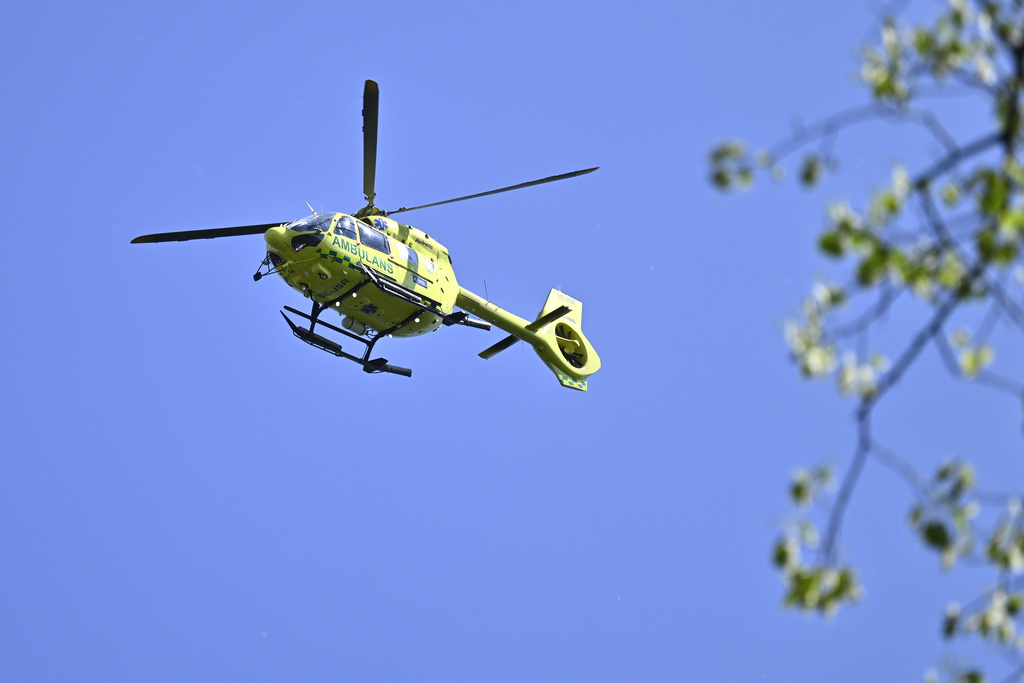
(264, 226, 290, 254)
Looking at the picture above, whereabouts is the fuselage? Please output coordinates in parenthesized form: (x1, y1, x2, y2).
(265, 213, 459, 337)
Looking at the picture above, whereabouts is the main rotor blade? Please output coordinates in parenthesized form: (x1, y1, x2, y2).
(386, 167, 599, 216)
(130, 222, 286, 244)
(362, 80, 379, 205)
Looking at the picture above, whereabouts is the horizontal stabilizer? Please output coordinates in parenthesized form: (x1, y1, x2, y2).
(479, 334, 519, 359)
(526, 305, 571, 332)
(478, 305, 572, 359)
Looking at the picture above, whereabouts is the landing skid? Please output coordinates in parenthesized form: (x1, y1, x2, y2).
(278, 270, 491, 377)
(281, 303, 413, 377)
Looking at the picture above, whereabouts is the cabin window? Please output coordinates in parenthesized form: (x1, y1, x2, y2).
(333, 216, 358, 240)
(393, 241, 419, 268)
(359, 224, 390, 254)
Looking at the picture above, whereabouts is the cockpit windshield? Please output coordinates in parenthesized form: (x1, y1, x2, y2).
(287, 214, 334, 233)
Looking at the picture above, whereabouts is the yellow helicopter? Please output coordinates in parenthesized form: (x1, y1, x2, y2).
(132, 80, 601, 390)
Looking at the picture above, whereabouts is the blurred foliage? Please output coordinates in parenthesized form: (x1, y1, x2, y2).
(712, 0, 1024, 679)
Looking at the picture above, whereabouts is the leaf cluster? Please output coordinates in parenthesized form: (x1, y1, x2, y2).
(772, 465, 864, 615)
(908, 460, 979, 568)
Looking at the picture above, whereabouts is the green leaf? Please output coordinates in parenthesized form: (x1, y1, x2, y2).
(819, 231, 845, 257)
(923, 520, 952, 550)
(978, 170, 1009, 214)
(938, 252, 966, 289)
(912, 27, 935, 57)
(953, 462, 976, 493)
(737, 167, 753, 189)
(943, 603, 961, 638)
(801, 155, 823, 187)
(772, 537, 797, 569)
(1007, 593, 1023, 617)
(857, 249, 888, 286)
(870, 189, 902, 225)
(959, 669, 985, 683)
(790, 471, 812, 506)
(1000, 208, 1024, 235)
(940, 182, 961, 206)
(959, 345, 994, 378)
(909, 504, 924, 525)
(710, 141, 746, 162)
(977, 227, 997, 261)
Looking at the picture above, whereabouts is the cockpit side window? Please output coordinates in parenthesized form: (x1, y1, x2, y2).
(358, 224, 390, 254)
(291, 233, 324, 252)
(333, 216, 358, 240)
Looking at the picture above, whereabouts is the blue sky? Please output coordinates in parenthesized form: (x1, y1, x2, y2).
(3, 0, 1022, 680)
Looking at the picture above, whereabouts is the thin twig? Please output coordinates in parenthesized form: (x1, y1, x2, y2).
(823, 409, 873, 563)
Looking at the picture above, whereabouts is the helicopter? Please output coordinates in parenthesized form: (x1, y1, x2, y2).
(132, 80, 601, 391)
